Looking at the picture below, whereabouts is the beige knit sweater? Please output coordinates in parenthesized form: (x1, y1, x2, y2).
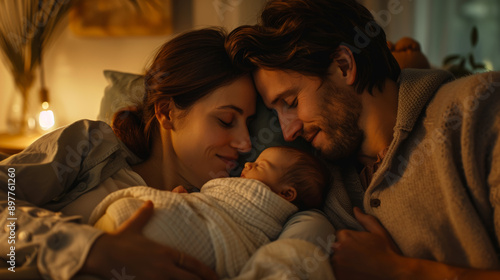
(324, 69, 500, 269)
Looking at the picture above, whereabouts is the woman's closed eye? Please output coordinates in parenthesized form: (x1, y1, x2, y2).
(218, 118, 234, 128)
(216, 112, 235, 128)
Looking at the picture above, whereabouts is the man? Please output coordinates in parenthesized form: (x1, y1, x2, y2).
(226, 0, 500, 279)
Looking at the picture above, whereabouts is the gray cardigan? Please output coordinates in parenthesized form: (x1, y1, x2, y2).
(324, 69, 500, 269)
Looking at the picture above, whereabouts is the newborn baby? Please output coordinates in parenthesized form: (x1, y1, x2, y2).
(90, 146, 328, 278)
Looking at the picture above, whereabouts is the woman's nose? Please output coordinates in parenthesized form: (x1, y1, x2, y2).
(232, 125, 252, 153)
(237, 139, 252, 153)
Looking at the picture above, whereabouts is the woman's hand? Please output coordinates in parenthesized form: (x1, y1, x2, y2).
(80, 200, 218, 280)
(330, 207, 405, 280)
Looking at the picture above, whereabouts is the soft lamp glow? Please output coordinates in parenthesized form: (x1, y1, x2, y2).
(39, 102, 55, 130)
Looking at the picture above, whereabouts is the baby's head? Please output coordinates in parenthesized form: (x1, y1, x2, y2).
(240, 146, 328, 210)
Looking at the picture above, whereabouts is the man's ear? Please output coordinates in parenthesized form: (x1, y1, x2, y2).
(279, 186, 297, 202)
(155, 99, 175, 130)
(331, 45, 357, 86)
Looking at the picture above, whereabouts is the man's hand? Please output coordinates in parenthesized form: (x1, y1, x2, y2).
(330, 207, 404, 280)
(81, 200, 218, 280)
(331, 207, 500, 280)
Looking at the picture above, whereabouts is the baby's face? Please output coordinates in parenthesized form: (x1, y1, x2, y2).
(240, 147, 292, 192)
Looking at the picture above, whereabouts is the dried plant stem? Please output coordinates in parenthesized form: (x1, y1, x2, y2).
(0, 0, 73, 133)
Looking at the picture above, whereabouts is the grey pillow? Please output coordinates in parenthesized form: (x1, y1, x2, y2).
(98, 70, 313, 175)
(98, 70, 145, 124)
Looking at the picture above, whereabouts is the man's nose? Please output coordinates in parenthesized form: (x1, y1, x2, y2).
(280, 114, 303, 142)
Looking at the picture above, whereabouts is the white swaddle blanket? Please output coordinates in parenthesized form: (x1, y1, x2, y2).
(89, 177, 298, 278)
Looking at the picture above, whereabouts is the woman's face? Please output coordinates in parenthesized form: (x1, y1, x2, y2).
(170, 75, 256, 188)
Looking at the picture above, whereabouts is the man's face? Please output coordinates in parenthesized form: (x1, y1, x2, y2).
(253, 68, 363, 160)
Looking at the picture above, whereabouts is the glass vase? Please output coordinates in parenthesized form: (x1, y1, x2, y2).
(5, 87, 38, 135)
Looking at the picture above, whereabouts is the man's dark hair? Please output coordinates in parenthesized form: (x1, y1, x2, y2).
(226, 0, 401, 94)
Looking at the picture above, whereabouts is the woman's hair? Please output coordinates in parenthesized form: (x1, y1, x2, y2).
(113, 28, 248, 158)
(225, 0, 401, 94)
(277, 146, 329, 210)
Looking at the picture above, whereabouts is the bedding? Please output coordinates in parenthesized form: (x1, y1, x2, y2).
(232, 238, 336, 280)
(89, 177, 299, 278)
(0, 152, 8, 161)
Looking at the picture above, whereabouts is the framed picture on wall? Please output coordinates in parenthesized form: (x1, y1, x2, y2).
(69, 0, 172, 37)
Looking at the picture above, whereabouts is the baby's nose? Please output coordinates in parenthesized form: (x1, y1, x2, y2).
(244, 162, 252, 170)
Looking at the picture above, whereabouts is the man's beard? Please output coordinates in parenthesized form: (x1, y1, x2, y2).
(315, 80, 364, 161)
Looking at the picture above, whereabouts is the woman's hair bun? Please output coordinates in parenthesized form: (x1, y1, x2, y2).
(112, 106, 150, 159)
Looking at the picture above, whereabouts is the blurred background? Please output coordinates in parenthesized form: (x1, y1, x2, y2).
(0, 0, 498, 134)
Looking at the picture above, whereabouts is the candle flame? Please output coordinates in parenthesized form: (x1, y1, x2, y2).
(39, 102, 55, 130)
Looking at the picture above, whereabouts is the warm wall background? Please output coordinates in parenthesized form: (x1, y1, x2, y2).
(1, 0, 498, 133)
(0, 0, 266, 132)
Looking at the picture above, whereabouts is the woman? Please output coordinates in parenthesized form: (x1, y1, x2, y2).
(0, 28, 255, 280)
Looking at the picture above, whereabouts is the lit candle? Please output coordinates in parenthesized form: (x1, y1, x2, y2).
(39, 101, 55, 130)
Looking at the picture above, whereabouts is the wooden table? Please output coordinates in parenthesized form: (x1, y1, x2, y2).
(0, 133, 43, 155)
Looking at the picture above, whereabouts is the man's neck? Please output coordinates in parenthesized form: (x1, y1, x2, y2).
(357, 78, 399, 165)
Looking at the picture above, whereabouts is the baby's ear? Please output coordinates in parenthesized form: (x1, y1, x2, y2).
(279, 186, 297, 202)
